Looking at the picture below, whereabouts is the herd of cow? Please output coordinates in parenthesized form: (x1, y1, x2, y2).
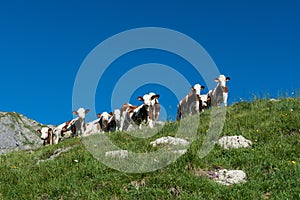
(37, 74, 230, 145)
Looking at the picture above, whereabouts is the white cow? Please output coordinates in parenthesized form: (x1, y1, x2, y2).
(210, 75, 230, 106)
(176, 84, 205, 120)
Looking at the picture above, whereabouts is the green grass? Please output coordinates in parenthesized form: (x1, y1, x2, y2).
(1, 98, 300, 199)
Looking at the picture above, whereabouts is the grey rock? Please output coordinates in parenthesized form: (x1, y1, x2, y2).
(215, 169, 247, 186)
(218, 135, 252, 149)
(0, 111, 43, 154)
(150, 136, 189, 147)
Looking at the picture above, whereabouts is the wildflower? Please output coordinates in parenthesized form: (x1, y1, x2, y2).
(290, 109, 294, 112)
(74, 160, 79, 163)
(256, 129, 259, 133)
(288, 160, 296, 164)
(11, 165, 17, 169)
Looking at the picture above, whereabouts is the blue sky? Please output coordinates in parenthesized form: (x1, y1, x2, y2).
(0, 0, 299, 125)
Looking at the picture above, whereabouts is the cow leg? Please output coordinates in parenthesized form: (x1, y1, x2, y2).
(148, 119, 154, 128)
(154, 103, 160, 121)
(223, 93, 228, 106)
(120, 111, 126, 131)
(120, 111, 131, 131)
(194, 100, 200, 113)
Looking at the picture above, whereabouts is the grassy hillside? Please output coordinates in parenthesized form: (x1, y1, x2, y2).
(0, 98, 299, 199)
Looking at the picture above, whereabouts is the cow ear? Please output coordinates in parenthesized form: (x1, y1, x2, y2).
(72, 111, 78, 115)
(226, 77, 231, 81)
(138, 96, 144, 101)
(85, 109, 90, 114)
(109, 112, 113, 116)
(201, 86, 205, 90)
(214, 78, 219, 82)
(37, 129, 41, 134)
(48, 128, 53, 134)
(190, 86, 195, 91)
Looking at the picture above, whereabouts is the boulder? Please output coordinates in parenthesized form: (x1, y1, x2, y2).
(214, 169, 247, 186)
(218, 135, 252, 149)
(150, 136, 189, 147)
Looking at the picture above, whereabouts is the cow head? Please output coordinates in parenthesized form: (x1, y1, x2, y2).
(73, 108, 90, 119)
(137, 94, 159, 108)
(98, 112, 112, 132)
(215, 75, 230, 87)
(191, 84, 205, 97)
(148, 92, 160, 106)
(37, 127, 53, 145)
(37, 127, 52, 140)
(100, 112, 112, 124)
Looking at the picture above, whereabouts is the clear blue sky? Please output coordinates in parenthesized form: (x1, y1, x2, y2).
(0, 0, 299, 125)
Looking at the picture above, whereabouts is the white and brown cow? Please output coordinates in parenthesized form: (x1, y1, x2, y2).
(210, 75, 230, 107)
(98, 111, 116, 132)
(72, 107, 90, 136)
(37, 108, 89, 145)
(148, 92, 161, 122)
(37, 118, 78, 145)
(53, 118, 78, 141)
(120, 94, 160, 131)
(84, 118, 101, 135)
(112, 109, 121, 131)
(176, 83, 205, 120)
(200, 91, 212, 111)
(85, 110, 120, 134)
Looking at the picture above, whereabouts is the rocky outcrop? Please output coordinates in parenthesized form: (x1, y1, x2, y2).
(0, 111, 43, 154)
(36, 147, 73, 164)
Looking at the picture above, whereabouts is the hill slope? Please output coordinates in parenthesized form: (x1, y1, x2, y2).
(0, 112, 43, 154)
(0, 98, 299, 199)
